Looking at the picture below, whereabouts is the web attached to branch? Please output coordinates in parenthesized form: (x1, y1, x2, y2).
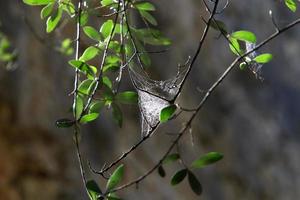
(129, 58, 191, 137)
(245, 42, 263, 79)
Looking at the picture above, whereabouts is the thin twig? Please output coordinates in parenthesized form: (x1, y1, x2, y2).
(108, 16, 300, 194)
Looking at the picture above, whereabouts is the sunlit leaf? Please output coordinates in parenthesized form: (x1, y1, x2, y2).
(83, 26, 102, 41)
(23, 0, 54, 6)
(100, 20, 114, 39)
(160, 105, 177, 122)
(134, 1, 155, 11)
(40, 3, 54, 19)
(228, 37, 242, 56)
(46, 6, 63, 33)
(231, 30, 256, 43)
(191, 152, 223, 169)
(253, 53, 273, 63)
(89, 101, 105, 114)
(80, 113, 99, 124)
(285, 0, 297, 12)
(79, 46, 100, 62)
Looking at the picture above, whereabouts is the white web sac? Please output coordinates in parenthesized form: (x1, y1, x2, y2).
(129, 59, 190, 137)
(245, 42, 264, 79)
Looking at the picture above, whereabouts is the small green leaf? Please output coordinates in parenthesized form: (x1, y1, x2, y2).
(46, 6, 63, 33)
(106, 164, 125, 191)
(100, 20, 114, 39)
(79, 11, 89, 26)
(171, 169, 187, 186)
(80, 113, 99, 124)
(160, 105, 177, 123)
(139, 10, 158, 25)
(55, 118, 74, 128)
(188, 171, 202, 195)
(78, 79, 94, 95)
(69, 60, 95, 76)
(231, 30, 256, 43)
(134, 1, 156, 11)
(112, 103, 123, 127)
(23, 0, 54, 6)
(228, 37, 242, 56)
(285, 0, 297, 12)
(40, 3, 54, 19)
(89, 101, 105, 114)
(163, 153, 180, 164)
(79, 46, 100, 62)
(83, 26, 102, 41)
(158, 165, 166, 177)
(73, 95, 84, 120)
(86, 180, 102, 200)
(253, 53, 273, 63)
(115, 91, 138, 105)
(191, 152, 223, 169)
(133, 28, 171, 46)
(101, 0, 114, 6)
(107, 193, 122, 200)
(102, 76, 113, 89)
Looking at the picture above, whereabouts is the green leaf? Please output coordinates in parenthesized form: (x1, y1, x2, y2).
(228, 37, 242, 56)
(86, 180, 102, 200)
(79, 46, 100, 62)
(102, 76, 113, 89)
(23, 0, 54, 6)
(115, 91, 138, 105)
(79, 11, 89, 26)
(112, 103, 123, 127)
(160, 105, 177, 123)
(89, 101, 105, 114)
(69, 60, 96, 76)
(139, 10, 158, 26)
(106, 164, 125, 191)
(78, 79, 94, 95)
(40, 3, 54, 19)
(100, 20, 114, 39)
(80, 113, 99, 124)
(163, 153, 180, 164)
(101, 0, 114, 6)
(134, 1, 156, 11)
(285, 0, 297, 12)
(231, 30, 256, 43)
(83, 26, 102, 41)
(107, 193, 122, 200)
(188, 171, 202, 195)
(171, 169, 187, 186)
(253, 53, 273, 63)
(55, 118, 74, 128)
(73, 95, 84, 120)
(191, 152, 223, 169)
(46, 6, 63, 33)
(158, 165, 166, 177)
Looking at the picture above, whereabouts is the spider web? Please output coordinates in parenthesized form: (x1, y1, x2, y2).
(129, 59, 190, 137)
(245, 42, 263, 79)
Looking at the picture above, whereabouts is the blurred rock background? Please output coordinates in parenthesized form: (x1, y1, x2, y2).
(0, 0, 300, 199)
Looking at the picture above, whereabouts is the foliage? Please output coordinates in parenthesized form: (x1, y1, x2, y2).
(21, 0, 300, 199)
